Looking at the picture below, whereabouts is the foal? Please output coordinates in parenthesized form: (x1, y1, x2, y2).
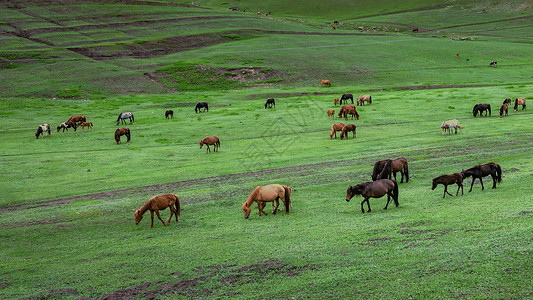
(432, 173, 464, 198)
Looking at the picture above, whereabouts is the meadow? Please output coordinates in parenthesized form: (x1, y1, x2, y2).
(0, 0, 532, 299)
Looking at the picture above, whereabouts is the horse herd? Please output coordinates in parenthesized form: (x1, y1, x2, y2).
(473, 97, 526, 118)
(36, 115, 93, 139)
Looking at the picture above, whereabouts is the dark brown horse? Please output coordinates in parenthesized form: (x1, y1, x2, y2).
(372, 158, 409, 183)
(339, 93, 354, 105)
(330, 122, 346, 139)
(432, 173, 464, 198)
(165, 110, 173, 119)
(503, 98, 512, 105)
(461, 162, 502, 192)
(345, 179, 399, 213)
(199, 135, 220, 153)
(338, 105, 359, 120)
(514, 98, 526, 111)
(67, 115, 86, 124)
(500, 103, 508, 117)
(340, 124, 356, 139)
(134, 194, 181, 228)
(56, 121, 77, 135)
(115, 127, 130, 144)
(473, 104, 491, 117)
(265, 98, 275, 109)
(35, 124, 51, 139)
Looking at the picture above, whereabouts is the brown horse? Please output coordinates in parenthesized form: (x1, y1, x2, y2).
(338, 105, 359, 120)
(340, 124, 356, 139)
(35, 124, 51, 139)
(432, 173, 464, 198)
(67, 115, 86, 124)
(514, 98, 526, 111)
(199, 135, 220, 153)
(503, 98, 512, 105)
(500, 103, 508, 117)
(79, 122, 93, 131)
(461, 162, 502, 192)
(345, 179, 399, 213)
(56, 121, 77, 135)
(330, 122, 346, 139)
(242, 184, 291, 218)
(327, 109, 335, 119)
(134, 194, 181, 228)
(357, 95, 372, 106)
(115, 127, 130, 144)
(334, 97, 339, 106)
(165, 110, 173, 119)
(372, 158, 409, 183)
(321, 80, 331, 87)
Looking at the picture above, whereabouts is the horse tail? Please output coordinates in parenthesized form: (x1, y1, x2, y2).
(495, 164, 502, 183)
(205, 103, 208, 112)
(473, 106, 477, 117)
(392, 180, 399, 207)
(514, 98, 518, 110)
(488, 104, 491, 116)
(174, 194, 181, 217)
(404, 161, 409, 182)
(282, 185, 291, 213)
(131, 113, 134, 123)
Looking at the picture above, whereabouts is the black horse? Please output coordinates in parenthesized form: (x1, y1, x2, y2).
(339, 93, 354, 105)
(116, 112, 134, 125)
(165, 110, 173, 119)
(265, 98, 275, 109)
(473, 104, 491, 117)
(461, 162, 502, 192)
(345, 179, 399, 213)
(195, 102, 209, 113)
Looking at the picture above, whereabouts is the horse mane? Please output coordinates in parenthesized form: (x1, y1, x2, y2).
(371, 160, 384, 181)
(378, 160, 392, 179)
(244, 186, 261, 208)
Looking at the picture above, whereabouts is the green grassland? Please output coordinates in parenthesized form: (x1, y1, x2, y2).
(0, 0, 532, 299)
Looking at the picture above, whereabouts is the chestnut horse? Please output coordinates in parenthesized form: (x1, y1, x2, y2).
(372, 158, 409, 183)
(35, 123, 51, 139)
(56, 121, 77, 135)
(334, 97, 339, 106)
(134, 194, 181, 228)
(432, 173, 464, 198)
(321, 80, 331, 87)
(115, 127, 130, 144)
(67, 115, 86, 124)
(345, 179, 399, 214)
(165, 110, 173, 119)
(330, 122, 346, 139)
(242, 184, 291, 218)
(357, 95, 372, 106)
(340, 124, 356, 139)
(461, 162, 501, 192)
(499, 103, 508, 117)
(503, 98, 511, 105)
(338, 105, 359, 120)
(327, 109, 335, 119)
(514, 98, 526, 111)
(79, 122, 93, 131)
(199, 135, 220, 153)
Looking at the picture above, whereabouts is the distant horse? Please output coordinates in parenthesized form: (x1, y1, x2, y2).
(339, 93, 354, 105)
(195, 102, 209, 113)
(199, 135, 220, 153)
(473, 104, 491, 117)
(56, 121, 77, 135)
(489, 61, 497, 68)
(514, 98, 526, 111)
(345, 179, 399, 213)
(503, 98, 512, 105)
(340, 124, 356, 139)
(116, 112, 134, 125)
(357, 95, 372, 106)
(115, 127, 130, 144)
(134, 194, 181, 228)
(338, 105, 359, 120)
(499, 103, 508, 117)
(165, 110, 173, 119)
(372, 158, 409, 183)
(330, 122, 346, 139)
(321, 80, 331, 87)
(441, 119, 464, 135)
(35, 124, 51, 139)
(461, 162, 502, 192)
(265, 98, 275, 109)
(242, 184, 291, 218)
(432, 173, 464, 198)
(334, 97, 339, 106)
(327, 109, 335, 119)
(78, 122, 93, 131)
(67, 115, 86, 124)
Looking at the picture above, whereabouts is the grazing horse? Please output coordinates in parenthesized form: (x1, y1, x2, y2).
(116, 112, 134, 125)
(165, 110, 173, 119)
(134, 194, 181, 228)
(503, 98, 512, 105)
(67, 115, 86, 124)
(327, 109, 335, 119)
(330, 122, 346, 139)
(338, 105, 359, 120)
(199, 135, 220, 153)
(372, 158, 409, 183)
(78, 122, 93, 131)
(461, 162, 502, 192)
(115, 127, 130, 144)
(195, 102, 209, 113)
(35, 124, 51, 139)
(499, 103, 508, 117)
(357, 95, 372, 106)
(334, 97, 339, 106)
(489, 61, 497, 68)
(340, 124, 356, 139)
(242, 184, 291, 218)
(473, 104, 491, 117)
(339, 93, 354, 105)
(514, 98, 526, 111)
(432, 173, 464, 198)
(345, 179, 399, 213)
(321, 80, 331, 87)
(441, 119, 464, 135)
(56, 121, 77, 135)
(265, 98, 275, 109)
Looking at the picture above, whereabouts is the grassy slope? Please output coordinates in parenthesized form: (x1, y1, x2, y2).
(0, 0, 532, 299)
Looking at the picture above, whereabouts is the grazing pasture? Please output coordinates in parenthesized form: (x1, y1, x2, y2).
(0, 0, 532, 299)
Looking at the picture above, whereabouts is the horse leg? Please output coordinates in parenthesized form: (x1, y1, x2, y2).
(445, 185, 453, 197)
(155, 210, 166, 226)
(272, 199, 279, 215)
(491, 174, 497, 189)
(150, 211, 155, 228)
(167, 207, 175, 224)
(479, 177, 484, 191)
(456, 183, 463, 196)
(468, 178, 475, 192)
(384, 193, 391, 210)
(366, 198, 371, 213)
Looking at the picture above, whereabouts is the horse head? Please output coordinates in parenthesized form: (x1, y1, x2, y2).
(199, 140, 204, 148)
(431, 179, 438, 190)
(134, 209, 143, 225)
(242, 202, 251, 219)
